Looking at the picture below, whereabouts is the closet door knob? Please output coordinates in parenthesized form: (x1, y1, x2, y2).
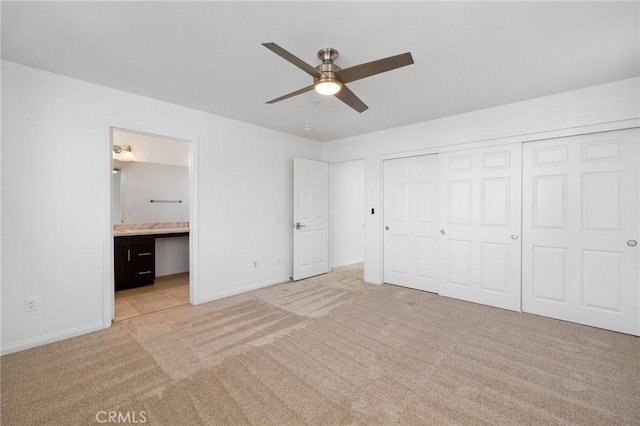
(511, 234, 519, 240)
(385, 226, 389, 231)
(628, 240, 638, 247)
(440, 229, 446, 235)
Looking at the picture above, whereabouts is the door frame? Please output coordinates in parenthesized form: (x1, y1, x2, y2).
(103, 122, 199, 328)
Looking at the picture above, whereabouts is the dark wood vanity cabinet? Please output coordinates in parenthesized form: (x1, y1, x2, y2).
(114, 242, 132, 290)
(114, 236, 156, 291)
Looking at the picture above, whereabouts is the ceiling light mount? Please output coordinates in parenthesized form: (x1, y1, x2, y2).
(318, 47, 339, 63)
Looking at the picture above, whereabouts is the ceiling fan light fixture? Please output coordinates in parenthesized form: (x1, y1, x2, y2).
(314, 78, 342, 96)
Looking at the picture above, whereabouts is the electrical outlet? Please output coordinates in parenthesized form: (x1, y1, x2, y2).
(253, 261, 258, 268)
(25, 297, 38, 312)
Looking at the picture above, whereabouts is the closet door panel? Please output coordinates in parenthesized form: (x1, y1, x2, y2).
(383, 154, 439, 292)
(522, 128, 639, 335)
(438, 144, 522, 311)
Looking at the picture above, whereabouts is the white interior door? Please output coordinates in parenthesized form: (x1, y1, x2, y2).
(522, 129, 639, 335)
(293, 158, 329, 281)
(438, 144, 522, 311)
(383, 154, 439, 292)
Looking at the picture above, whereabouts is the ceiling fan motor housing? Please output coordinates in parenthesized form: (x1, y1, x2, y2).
(315, 48, 342, 84)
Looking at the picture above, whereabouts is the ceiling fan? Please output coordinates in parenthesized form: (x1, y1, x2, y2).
(262, 43, 414, 113)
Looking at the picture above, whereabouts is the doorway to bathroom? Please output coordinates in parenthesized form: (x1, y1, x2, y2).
(109, 127, 196, 321)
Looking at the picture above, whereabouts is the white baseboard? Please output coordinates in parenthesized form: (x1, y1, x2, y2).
(196, 276, 291, 305)
(331, 259, 364, 269)
(1, 321, 105, 355)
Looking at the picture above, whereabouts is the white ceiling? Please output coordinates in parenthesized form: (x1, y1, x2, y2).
(2, 1, 638, 142)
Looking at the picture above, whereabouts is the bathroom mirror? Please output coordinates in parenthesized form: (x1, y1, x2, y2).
(112, 160, 189, 224)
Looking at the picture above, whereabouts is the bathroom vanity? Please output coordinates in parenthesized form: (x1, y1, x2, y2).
(114, 222, 189, 291)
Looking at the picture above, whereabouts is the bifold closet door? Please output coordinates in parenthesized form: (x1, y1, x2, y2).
(522, 129, 639, 335)
(383, 154, 439, 292)
(438, 144, 522, 311)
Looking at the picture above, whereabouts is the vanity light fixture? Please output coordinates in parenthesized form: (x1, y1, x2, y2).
(112, 145, 135, 160)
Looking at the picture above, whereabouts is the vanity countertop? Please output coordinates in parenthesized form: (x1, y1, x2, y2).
(113, 222, 189, 237)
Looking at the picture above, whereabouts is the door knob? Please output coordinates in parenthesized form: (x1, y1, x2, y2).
(440, 229, 446, 235)
(511, 234, 519, 240)
(628, 240, 638, 247)
(294, 222, 306, 230)
(385, 226, 389, 231)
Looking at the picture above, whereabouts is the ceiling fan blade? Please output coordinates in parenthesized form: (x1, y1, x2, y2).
(262, 43, 322, 78)
(336, 52, 414, 84)
(334, 85, 368, 113)
(266, 84, 315, 104)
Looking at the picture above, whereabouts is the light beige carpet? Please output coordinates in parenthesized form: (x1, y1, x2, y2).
(2, 264, 639, 425)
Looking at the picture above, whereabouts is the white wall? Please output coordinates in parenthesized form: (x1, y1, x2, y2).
(119, 161, 190, 223)
(330, 160, 364, 268)
(1, 60, 321, 354)
(322, 77, 640, 285)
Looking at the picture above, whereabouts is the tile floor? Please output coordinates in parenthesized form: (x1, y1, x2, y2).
(114, 272, 189, 321)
